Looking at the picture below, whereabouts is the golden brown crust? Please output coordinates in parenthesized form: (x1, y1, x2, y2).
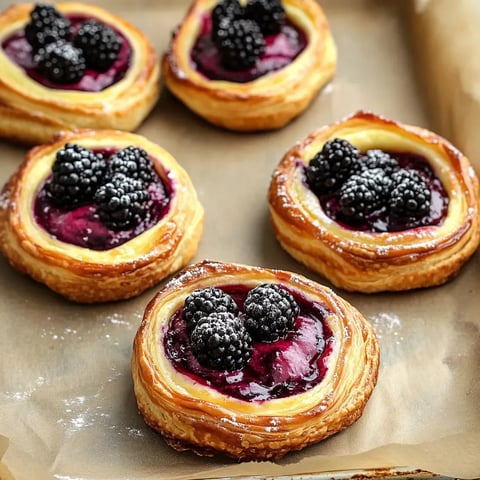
(0, 129, 204, 303)
(162, 0, 336, 131)
(0, 3, 160, 145)
(132, 260, 379, 461)
(268, 111, 480, 293)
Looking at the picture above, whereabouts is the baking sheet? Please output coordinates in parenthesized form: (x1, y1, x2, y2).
(0, 0, 479, 479)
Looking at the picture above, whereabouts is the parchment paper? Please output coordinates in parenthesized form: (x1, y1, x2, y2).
(0, 1, 479, 479)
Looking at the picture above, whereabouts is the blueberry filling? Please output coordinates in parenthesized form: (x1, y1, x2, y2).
(34, 145, 172, 251)
(304, 138, 449, 232)
(1, 4, 131, 91)
(191, 0, 307, 83)
(165, 284, 333, 402)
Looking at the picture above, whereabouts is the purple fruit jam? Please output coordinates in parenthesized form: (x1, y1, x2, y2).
(1, 15, 131, 92)
(191, 13, 307, 83)
(165, 285, 334, 402)
(33, 149, 173, 251)
(308, 152, 449, 233)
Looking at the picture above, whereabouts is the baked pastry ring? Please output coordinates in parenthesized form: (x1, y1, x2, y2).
(132, 260, 379, 461)
(0, 3, 160, 145)
(268, 111, 480, 293)
(162, 0, 336, 131)
(0, 129, 204, 303)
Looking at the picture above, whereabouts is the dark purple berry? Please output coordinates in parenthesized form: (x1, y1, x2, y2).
(244, 283, 299, 342)
(388, 169, 431, 218)
(245, 0, 286, 35)
(190, 312, 252, 371)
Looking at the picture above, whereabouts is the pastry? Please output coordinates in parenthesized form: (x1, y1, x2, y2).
(162, 0, 336, 131)
(268, 111, 480, 293)
(0, 2, 160, 145)
(132, 260, 379, 460)
(0, 129, 204, 303)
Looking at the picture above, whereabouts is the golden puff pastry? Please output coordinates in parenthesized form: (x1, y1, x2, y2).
(132, 260, 379, 461)
(162, 0, 336, 131)
(268, 111, 480, 293)
(0, 3, 160, 145)
(0, 129, 204, 303)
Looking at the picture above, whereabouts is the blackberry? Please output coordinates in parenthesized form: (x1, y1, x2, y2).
(338, 169, 390, 221)
(25, 4, 71, 51)
(244, 283, 299, 342)
(47, 143, 106, 208)
(73, 20, 122, 72)
(306, 138, 361, 195)
(215, 18, 265, 70)
(211, 0, 244, 43)
(190, 312, 252, 371)
(388, 169, 431, 218)
(94, 173, 149, 230)
(108, 146, 155, 185)
(361, 149, 399, 175)
(182, 287, 239, 334)
(245, 0, 286, 36)
(34, 40, 86, 84)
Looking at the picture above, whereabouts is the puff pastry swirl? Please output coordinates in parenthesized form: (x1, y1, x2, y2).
(268, 111, 480, 293)
(0, 129, 204, 303)
(132, 260, 379, 461)
(162, 0, 336, 131)
(0, 3, 160, 145)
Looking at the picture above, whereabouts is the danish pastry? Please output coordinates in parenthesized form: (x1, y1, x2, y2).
(268, 111, 480, 293)
(0, 2, 160, 145)
(0, 129, 204, 303)
(162, 0, 336, 131)
(132, 260, 379, 460)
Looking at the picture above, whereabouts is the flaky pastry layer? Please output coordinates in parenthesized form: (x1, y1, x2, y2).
(0, 3, 160, 145)
(162, 0, 336, 131)
(132, 260, 379, 460)
(268, 111, 480, 293)
(0, 129, 204, 303)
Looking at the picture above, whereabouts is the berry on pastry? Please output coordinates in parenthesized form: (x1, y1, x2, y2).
(0, 3, 160, 144)
(0, 129, 204, 303)
(268, 111, 480, 292)
(132, 260, 379, 460)
(163, 0, 337, 131)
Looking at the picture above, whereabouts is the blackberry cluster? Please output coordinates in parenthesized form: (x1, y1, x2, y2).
(109, 146, 155, 184)
(210, 0, 286, 70)
(47, 143, 106, 207)
(182, 287, 239, 334)
(25, 4, 71, 51)
(25, 4, 123, 84)
(306, 138, 361, 194)
(245, 0, 286, 35)
(244, 283, 299, 342)
(305, 138, 433, 223)
(46, 144, 156, 230)
(215, 18, 265, 70)
(94, 174, 149, 230)
(339, 169, 391, 221)
(34, 40, 86, 84)
(388, 169, 431, 218)
(73, 20, 123, 72)
(190, 312, 253, 371)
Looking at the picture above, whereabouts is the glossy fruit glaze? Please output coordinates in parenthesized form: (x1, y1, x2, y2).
(310, 152, 449, 232)
(33, 148, 172, 251)
(165, 284, 334, 402)
(191, 13, 307, 83)
(1, 15, 131, 92)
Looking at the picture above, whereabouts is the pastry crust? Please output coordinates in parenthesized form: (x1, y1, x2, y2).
(0, 129, 204, 303)
(0, 3, 160, 145)
(132, 260, 379, 461)
(268, 111, 480, 293)
(162, 0, 336, 131)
